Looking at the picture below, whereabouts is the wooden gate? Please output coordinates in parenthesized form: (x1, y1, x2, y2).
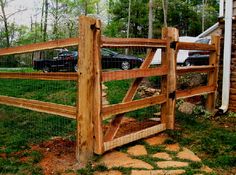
(0, 16, 220, 163)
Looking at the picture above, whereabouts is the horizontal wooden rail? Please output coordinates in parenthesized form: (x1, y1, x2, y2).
(0, 38, 78, 56)
(102, 94, 166, 118)
(102, 37, 167, 48)
(176, 85, 215, 99)
(104, 123, 166, 151)
(102, 66, 168, 82)
(177, 65, 215, 75)
(0, 37, 166, 56)
(0, 72, 78, 81)
(177, 42, 216, 51)
(0, 95, 76, 119)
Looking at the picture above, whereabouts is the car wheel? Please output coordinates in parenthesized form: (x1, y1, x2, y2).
(184, 60, 191, 66)
(43, 66, 51, 73)
(121, 61, 131, 70)
(74, 64, 78, 72)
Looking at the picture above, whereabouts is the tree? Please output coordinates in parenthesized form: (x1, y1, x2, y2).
(148, 0, 153, 38)
(0, 0, 25, 47)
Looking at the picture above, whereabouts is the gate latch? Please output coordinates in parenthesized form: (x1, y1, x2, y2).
(169, 91, 176, 100)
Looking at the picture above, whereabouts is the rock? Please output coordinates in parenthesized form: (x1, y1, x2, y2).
(165, 143, 181, 152)
(131, 170, 186, 175)
(153, 152, 172, 160)
(177, 148, 201, 162)
(102, 84, 108, 90)
(145, 133, 169, 146)
(178, 102, 196, 115)
(157, 161, 189, 168)
(94, 171, 122, 175)
(127, 145, 148, 156)
(99, 151, 153, 169)
(201, 165, 213, 173)
(102, 97, 109, 105)
(102, 92, 107, 97)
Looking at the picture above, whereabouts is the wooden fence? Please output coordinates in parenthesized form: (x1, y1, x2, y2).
(0, 16, 220, 163)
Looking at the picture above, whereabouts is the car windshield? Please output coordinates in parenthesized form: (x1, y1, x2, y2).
(101, 48, 118, 57)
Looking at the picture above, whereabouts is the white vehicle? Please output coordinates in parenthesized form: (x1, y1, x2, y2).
(151, 36, 198, 65)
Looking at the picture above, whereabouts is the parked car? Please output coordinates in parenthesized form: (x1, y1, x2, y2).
(33, 48, 143, 72)
(184, 38, 211, 66)
(151, 36, 198, 65)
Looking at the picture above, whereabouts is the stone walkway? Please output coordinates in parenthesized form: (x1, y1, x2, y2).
(94, 133, 214, 175)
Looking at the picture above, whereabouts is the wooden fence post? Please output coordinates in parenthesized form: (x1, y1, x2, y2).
(76, 16, 103, 163)
(161, 27, 179, 129)
(206, 35, 220, 113)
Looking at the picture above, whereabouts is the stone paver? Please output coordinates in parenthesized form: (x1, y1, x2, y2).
(153, 152, 172, 160)
(201, 165, 213, 173)
(165, 143, 181, 152)
(131, 170, 186, 175)
(157, 161, 189, 168)
(94, 170, 122, 175)
(99, 151, 153, 169)
(177, 147, 201, 162)
(127, 145, 148, 156)
(145, 133, 169, 146)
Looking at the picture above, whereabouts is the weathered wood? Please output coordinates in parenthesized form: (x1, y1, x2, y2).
(102, 94, 166, 118)
(104, 124, 166, 151)
(176, 65, 215, 75)
(164, 27, 179, 129)
(0, 95, 76, 119)
(177, 42, 216, 51)
(0, 38, 78, 56)
(93, 19, 104, 155)
(104, 49, 156, 141)
(176, 86, 216, 99)
(77, 16, 97, 163)
(160, 30, 168, 126)
(102, 37, 167, 48)
(206, 36, 221, 113)
(0, 72, 77, 81)
(102, 66, 168, 82)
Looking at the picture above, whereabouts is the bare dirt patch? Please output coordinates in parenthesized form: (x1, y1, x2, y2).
(31, 138, 81, 175)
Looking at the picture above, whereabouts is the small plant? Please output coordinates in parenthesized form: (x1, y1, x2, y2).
(193, 105, 211, 118)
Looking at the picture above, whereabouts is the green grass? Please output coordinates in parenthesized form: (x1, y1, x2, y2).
(0, 79, 76, 105)
(171, 111, 236, 172)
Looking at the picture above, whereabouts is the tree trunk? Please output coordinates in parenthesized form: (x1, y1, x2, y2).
(43, 0, 48, 42)
(0, 0, 10, 47)
(41, 0, 45, 39)
(162, 0, 168, 27)
(53, 0, 59, 39)
(148, 0, 153, 39)
(126, 0, 131, 54)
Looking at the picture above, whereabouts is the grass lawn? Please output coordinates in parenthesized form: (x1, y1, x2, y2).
(0, 77, 235, 174)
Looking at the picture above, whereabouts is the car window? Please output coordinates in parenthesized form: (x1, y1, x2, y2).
(195, 38, 210, 44)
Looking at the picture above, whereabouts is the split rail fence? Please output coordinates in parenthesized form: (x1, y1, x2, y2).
(0, 16, 220, 163)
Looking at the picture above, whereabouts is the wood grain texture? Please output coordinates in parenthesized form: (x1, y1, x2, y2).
(102, 66, 168, 82)
(104, 124, 166, 151)
(177, 42, 216, 51)
(102, 94, 166, 118)
(77, 16, 96, 163)
(104, 49, 156, 141)
(93, 19, 104, 154)
(177, 65, 215, 75)
(102, 37, 167, 48)
(206, 36, 221, 113)
(164, 27, 179, 129)
(176, 86, 216, 99)
(0, 95, 76, 119)
(0, 38, 78, 56)
(0, 72, 77, 81)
